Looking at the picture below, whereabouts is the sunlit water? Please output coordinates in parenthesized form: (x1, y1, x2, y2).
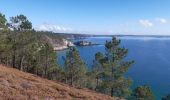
(58, 36, 170, 100)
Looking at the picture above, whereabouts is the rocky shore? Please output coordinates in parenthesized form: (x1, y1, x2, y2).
(74, 41, 100, 46)
(53, 39, 74, 51)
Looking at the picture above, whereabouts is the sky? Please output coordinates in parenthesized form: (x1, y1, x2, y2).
(1, 0, 170, 35)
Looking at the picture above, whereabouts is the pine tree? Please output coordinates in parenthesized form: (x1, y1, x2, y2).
(8, 14, 32, 31)
(132, 85, 155, 100)
(92, 52, 104, 90)
(93, 36, 134, 98)
(64, 47, 87, 87)
(0, 12, 7, 28)
(0, 13, 61, 82)
(0, 13, 11, 65)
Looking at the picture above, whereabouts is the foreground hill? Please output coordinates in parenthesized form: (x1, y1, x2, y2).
(0, 65, 119, 100)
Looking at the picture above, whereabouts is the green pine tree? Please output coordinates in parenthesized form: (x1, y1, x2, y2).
(132, 85, 155, 100)
(64, 47, 87, 87)
(93, 36, 134, 98)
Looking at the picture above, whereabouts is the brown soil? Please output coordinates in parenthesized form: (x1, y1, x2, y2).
(0, 64, 121, 100)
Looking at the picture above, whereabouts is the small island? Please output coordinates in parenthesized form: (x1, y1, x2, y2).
(74, 41, 100, 46)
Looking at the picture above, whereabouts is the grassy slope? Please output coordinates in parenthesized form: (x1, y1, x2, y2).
(0, 65, 119, 100)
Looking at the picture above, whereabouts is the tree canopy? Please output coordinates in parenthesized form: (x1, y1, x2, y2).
(90, 37, 134, 98)
(132, 85, 155, 100)
(64, 47, 87, 87)
(8, 14, 32, 31)
(0, 13, 7, 28)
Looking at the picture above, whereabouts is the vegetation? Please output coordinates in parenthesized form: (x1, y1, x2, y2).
(131, 85, 155, 100)
(0, 64, 115, 100)
(0, 13, 7, 28)
(8, 14, 32, 31)
(90, 37, 134, 98)
(92, 52, 104, 90)
(0, 12, 59, 81)
(64, 47, 87, 87)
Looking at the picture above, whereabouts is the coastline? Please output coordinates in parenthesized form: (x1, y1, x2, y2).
(53, 39, 74, 51)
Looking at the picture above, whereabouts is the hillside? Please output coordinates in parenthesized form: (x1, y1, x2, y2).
(0, 65, 119, 100)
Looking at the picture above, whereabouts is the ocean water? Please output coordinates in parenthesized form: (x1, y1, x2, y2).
(58, 36, 170, 100)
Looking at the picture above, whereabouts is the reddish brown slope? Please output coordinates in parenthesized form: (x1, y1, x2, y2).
(0, 65, 120, 100)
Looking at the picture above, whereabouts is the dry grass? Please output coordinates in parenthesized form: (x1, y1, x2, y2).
(0, 64, 120, 100)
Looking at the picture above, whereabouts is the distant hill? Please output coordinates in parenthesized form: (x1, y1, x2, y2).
(38, 31, 92, 39)
(0, 64, 119, 100)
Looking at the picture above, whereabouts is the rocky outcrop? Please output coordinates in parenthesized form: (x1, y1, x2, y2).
(74, 41, 100, 46)
(40, 34, 74, 51)
(53, 39, 74, 51)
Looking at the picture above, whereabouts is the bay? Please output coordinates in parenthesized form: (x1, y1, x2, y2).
(58, 36, 170, 100)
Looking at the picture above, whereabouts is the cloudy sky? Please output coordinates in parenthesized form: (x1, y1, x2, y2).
(1, 0, 170, 35)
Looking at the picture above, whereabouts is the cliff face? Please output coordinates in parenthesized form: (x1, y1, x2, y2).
(53, 39, 74, 51)
(42, 34, 74, 51)
(0, 65, 119, 100)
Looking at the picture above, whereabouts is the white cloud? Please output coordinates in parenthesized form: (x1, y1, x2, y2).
(35, 22, 73, 33)
(139, 19, 153, 27)
(155, 18, 167, 24)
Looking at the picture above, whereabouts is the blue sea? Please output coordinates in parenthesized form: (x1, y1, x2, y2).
(58, 36, 170, 100)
